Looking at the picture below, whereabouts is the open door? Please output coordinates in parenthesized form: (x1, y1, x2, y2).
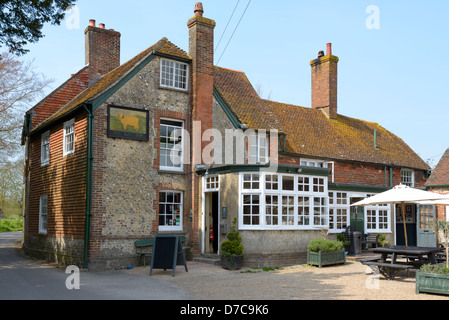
(204, 191, 219, 254)
(417, 204, 437, 247)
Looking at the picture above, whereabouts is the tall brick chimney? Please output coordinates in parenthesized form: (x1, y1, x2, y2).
(310, 43, 339, 119)
(85, 19, 121, 83)
(188, 2, 216, 165)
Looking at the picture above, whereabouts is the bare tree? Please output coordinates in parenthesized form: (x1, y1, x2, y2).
(0, 52, 51, 162)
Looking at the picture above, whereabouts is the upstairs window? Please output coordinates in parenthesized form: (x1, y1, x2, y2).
(249, 134, 268, 164)
(401, 169, 414, 187)
(160, 59, 188, 91)
(63, 119, 75, 156)
(41, 131, 50, 166)
(160, 119, 184, 171)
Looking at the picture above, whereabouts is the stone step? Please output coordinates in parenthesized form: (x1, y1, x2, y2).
(193, 254, 221, 266)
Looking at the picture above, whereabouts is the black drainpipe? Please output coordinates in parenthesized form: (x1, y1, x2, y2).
(83, 103, 94, 269)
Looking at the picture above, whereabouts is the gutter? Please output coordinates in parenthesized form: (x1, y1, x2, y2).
(83, 103, 94, 269)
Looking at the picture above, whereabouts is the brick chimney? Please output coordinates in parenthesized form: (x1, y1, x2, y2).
(310, 43, 339, 119)
(188, 2, 216, 165)
(85, 19, 121, 83)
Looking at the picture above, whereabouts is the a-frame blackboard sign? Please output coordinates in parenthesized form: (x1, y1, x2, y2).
(149, 235, 188, 277)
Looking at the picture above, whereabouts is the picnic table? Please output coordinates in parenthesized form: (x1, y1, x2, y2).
(360, 246, 444, 280)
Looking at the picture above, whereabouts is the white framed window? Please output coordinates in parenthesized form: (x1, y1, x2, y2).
(239, 172, 328, 230)
(265, 194, 279, 226)
(242, 194, 260, 226)
(249, 134, 269, 164)
(204, 175, 220, 191)
(160, 59, 188, 91)
(160, 119, 184, 171)
(401, 169, 414, 187)
(301, 159, 335, 182)
(159, 191, 183, 231)
(41, 131, 50, 166)
(300, 159, 328, 168)
(63, 119, 75, 156)
(39, 195, 48, 234)
(242, 173, 260, 190)
(328, 192, 349, 232)
(366, 204, 389, 232)
(265, 174, 279, 191)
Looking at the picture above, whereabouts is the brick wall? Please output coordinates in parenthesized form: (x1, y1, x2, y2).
(310, 45, 339, 119)
(84, 21, 121, 82)
(85, 57, 194, 270)
(24, 111, 87, 265)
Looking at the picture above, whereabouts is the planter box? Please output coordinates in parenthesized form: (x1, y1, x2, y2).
(221, 255, 243, 270)
(416, 271, 449, 296)
(307, 250, 346, 268)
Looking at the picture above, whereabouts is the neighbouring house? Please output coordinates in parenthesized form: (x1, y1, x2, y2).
(426, 148, 449, 224)
(21, 3, 431, 270)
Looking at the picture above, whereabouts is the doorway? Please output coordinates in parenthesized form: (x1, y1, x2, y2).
(396, 203, 417, 246)
(417, 204, 436, 247)
(204, 192, 219, 254)
(350, 197, 365, 233)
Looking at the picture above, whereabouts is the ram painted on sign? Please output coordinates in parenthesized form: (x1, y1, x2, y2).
(107, 105, 149, 141)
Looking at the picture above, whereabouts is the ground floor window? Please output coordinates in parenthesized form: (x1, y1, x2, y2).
(239, 172, 328, 230)
(159, 191, 183, 231)
(328, 192, 348, 232)
(39, 195, 48, 234)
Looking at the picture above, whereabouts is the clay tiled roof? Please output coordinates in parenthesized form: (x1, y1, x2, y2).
(30, 38, 190, 133)
(214, 66, 429, 170)
(426, 148, 449, 186)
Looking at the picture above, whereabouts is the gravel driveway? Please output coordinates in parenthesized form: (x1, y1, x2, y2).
(128, 258, 449, 300)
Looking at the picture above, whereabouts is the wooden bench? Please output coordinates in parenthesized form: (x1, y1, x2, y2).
(135, 236, 190, 267)
(362, 260, 414, 280)
(135, 239, 154, 267)
(361, 234, 380, 249)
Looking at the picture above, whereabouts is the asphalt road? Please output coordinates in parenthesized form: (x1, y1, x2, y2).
(0, 232, 190, 300)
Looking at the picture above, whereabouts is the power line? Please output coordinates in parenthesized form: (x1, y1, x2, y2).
(216, 0, 252, 65)
(215, 0, 240, 52)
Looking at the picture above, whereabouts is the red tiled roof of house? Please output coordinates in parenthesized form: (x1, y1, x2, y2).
(426, 148, 449, 186)
(214, 66, 430, 170)
(30, 38, 190, 134)
(27, 66, 90, 129)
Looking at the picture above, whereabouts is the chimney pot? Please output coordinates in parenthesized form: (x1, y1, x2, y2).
(327, 43, 332, 56)
(99, 23, 105, 29)
(89, 19, 96, 27)
(318, 50, 324, 58)
(194, 2, 204, 17)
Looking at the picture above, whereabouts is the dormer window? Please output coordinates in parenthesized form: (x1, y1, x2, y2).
(160, 59, 188, 91)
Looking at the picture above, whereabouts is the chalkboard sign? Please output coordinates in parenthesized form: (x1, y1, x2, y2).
(149, 235, 188, 277)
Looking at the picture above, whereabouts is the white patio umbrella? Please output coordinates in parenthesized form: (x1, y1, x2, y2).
(351, 184, 449, 247)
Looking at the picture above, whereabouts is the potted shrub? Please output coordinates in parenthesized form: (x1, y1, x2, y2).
(221, 218, 244, 270)
(337, 234, 350, 253)
(416, 264, 449, 296)
(416, 221, 449, 296)
(307, 238, 346, 268)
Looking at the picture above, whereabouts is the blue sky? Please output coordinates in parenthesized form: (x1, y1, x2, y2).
(21, 0, 448, 168)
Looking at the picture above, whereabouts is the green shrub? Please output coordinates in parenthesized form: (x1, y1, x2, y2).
(307, 238, 343, 253)
(420, 264, 449, 275)
(221, 218, 244, 257)
(0, 219, 23, 232)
